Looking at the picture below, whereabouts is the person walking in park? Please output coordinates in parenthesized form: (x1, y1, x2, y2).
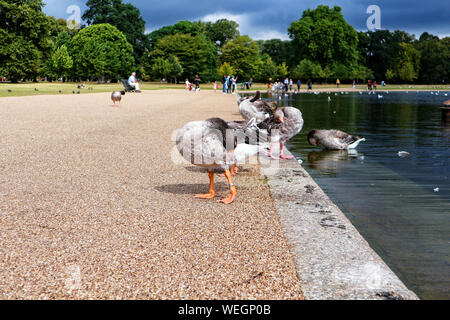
(297, 79, 302, 92)
(185, 79, 191, 91)
(373, 81, 378, 90)
(249, 77, 253, 90)
(307, 79, 312, 91)
(284, 77, 289, 92)
(222, 75, 227, 94)
(368, 80, 372, 91)
(336, 78, 340, 88)
(213, 81, 218, 92)
(194, 75, 201, 91)
(128, 72, 141, 93)
(289, 79, 293, 92)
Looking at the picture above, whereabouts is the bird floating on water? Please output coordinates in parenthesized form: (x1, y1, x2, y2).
(398, 151, 410, 158)
(307, 130, 366, 150)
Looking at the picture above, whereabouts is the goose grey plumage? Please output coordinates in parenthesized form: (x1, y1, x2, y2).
(263, 107, 304, 159)
(238, 91, 275, 124)
(111, 91, 126, 105)
(307, 129, 366, 150)
(176, 117, 265, 204)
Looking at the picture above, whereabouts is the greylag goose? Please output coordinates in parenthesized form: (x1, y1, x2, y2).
(259, 106, 304, 160)
(238, 91, 275, 124)
(111, 91, 126, 105)
(307, 130, 366, 150)
(176, 118, 265, 204)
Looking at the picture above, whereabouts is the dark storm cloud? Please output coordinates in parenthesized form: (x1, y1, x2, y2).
(43, 0, 450, 38)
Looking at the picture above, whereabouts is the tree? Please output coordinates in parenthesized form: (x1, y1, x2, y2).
(258, 39, 295, 66)
(150, 33, 217, 81)
(277, 62, 289, 79)
(359, 30, 416, 81)
(148, 21, 206, 49)
(70, 23, 135, 81)
(257, 54, 278, 82)
(291, 59, 324, 80)
(82, 0, 149, 60)
(0, 29, 41, 82)
(288, 5, 359, 68)
(393, 43, 421, 82)
(205, 19, 240, 47)
(0, 0, 59, 80)
(218, 62, 235, 77)
(416, 34, 449, 83)
(45, 44, 73, 80)
(220, 35, 262, 80)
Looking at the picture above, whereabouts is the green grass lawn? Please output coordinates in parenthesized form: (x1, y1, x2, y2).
(1, 82, 449, 98)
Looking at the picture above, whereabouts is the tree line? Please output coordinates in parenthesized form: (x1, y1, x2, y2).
(0, 0, 448, 84)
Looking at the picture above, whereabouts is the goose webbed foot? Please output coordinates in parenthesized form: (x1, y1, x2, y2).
(219, 165, 239, 177)
(218, 170, 237, 204)
(195, 171, 216, 200)
(280, 154, 294, 160)
(218, 186, 237, 204)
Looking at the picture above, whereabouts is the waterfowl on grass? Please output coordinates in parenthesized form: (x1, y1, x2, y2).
(176, 117, 266, 204)
(307, 129, 366, 150)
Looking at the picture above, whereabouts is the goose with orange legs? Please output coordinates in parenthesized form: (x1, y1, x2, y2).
(176, 118, 265, 204)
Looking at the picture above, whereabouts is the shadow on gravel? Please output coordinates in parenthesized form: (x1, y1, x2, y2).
(155, 183, 228, 195)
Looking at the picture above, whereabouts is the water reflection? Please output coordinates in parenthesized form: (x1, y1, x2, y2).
(307, 150, 363, 174)
(251, 91, 450, 300)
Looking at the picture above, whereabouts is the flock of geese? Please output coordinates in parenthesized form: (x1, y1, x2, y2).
(175, 91, 365, 204)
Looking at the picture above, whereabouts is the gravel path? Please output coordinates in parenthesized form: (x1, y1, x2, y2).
(0, 90, 303, 300)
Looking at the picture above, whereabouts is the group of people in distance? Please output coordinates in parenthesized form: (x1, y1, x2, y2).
(268, 78, 313, 93)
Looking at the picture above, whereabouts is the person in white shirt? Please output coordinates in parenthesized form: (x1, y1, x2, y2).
(128, 72, 141, 92)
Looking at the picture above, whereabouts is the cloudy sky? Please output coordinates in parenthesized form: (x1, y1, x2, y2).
(43, 0, 449, 40)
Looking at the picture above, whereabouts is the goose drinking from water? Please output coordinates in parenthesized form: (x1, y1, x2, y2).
(307, 130, 366, 150)
(176, 118, 266, 204)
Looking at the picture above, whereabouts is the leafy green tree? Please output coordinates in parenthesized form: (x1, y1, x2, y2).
(359, 30, 416, 81)
(258, 39, 295, 66)
(0, 29, 41, 82)
(150, 33, 217, 81)
(45, 44, 73, 80)
(82, 0, 149, 60)
(220, 35, 262, 80)
(0, 0, 59, 80)
(393, 43, 421, 82)
(288, 5, 359, 68)
(291, 59, 324, 80)
(416, 34, 449, 83)
(205, 19, 240, 47)
(148, 21, 206, 49)
(257, 54, 278, 82)
(277, 62, 289, 79)
(70, 23, 135, 81)
(218, 62, 235, 77)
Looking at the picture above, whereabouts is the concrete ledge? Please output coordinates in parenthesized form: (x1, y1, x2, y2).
(262, 150, 419, 300)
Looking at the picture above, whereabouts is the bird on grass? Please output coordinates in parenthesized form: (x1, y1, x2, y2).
(176, 118, 266, 204)
(307, 130, 366, 150)
(7, 89, 12, 93)
(34, 88, 39, 91)
(111, 91, 126, 105)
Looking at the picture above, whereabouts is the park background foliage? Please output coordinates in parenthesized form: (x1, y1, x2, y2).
(0, 0, 448, 84)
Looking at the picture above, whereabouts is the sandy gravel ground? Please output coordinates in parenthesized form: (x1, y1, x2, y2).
(0, 90, 303, 300)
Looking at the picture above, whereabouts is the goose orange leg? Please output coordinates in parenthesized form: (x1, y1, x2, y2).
(219, 164, 239, 177)
(195, 171, 216, 199)
(218, 170, 237, 204)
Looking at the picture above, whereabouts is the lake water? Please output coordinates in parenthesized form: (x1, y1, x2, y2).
(261, 90, 450, 299)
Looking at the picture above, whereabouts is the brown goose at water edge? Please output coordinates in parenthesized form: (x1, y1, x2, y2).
(307, 129, 366, 150)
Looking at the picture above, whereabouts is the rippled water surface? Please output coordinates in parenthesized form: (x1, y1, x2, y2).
(263, 90, 450, 299)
